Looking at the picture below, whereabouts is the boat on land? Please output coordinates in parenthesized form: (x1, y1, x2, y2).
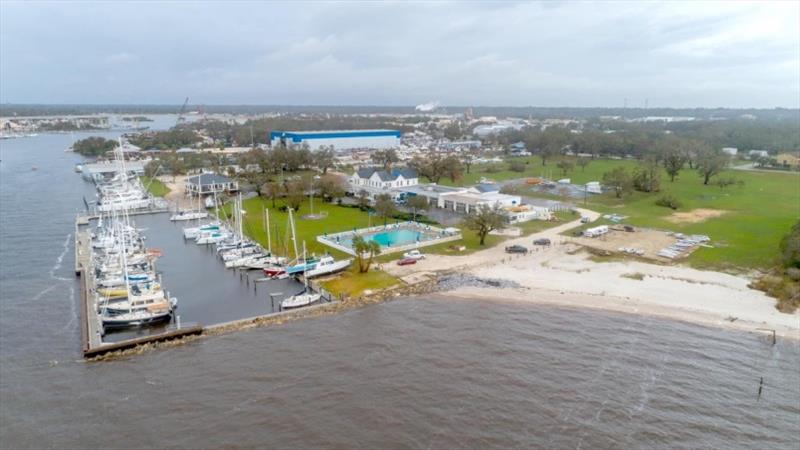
(304, 255, 351, 278)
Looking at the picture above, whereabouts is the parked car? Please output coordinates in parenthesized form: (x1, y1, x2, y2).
(403, 250, 426, 260)
(505, 245, 528, 254)
(580, 216, 591, 223)
(397, 258, 417, 266)
(533, 238, 551, 246)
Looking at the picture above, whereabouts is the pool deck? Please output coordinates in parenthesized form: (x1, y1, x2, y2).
(318, 222, 462, 256)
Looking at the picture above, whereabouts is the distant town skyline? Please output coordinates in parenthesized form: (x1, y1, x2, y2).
(1, 1, 798, 108)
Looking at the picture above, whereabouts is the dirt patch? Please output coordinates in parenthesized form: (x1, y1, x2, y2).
(665, 208, 728, 224)
(572, 228, 692, 262)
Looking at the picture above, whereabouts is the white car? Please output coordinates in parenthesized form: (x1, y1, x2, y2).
(403, 250, 426, 260)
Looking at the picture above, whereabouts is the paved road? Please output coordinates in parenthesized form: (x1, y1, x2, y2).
(384, 207, 601, 280)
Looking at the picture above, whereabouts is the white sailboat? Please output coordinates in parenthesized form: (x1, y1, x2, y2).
(304, 255, 351, 278)
(281, 241, 321, 310)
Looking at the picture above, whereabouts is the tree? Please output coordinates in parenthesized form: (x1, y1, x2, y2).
(264, 181, 283, 208)
(315, 146, 336, 174)
(352, 235, 381, 273)
(240, 170, 268, 196)
(632, 156, 661, 193)
(462, 203, 506, 246)
(556, 159, 575, 176)
(696, 147, 729, 185)
(539, 126, 570, 166)
(602, 167, 633, 199)
(284, 180, 304, 212)
(371, 149, 399, 172)
(357, 189, 370, 210)
(72, 136, 118, 157)
(461, 150, 477, 174)
(780, 221, 800, 269)
(374, 193, 396, 226)
(662, 146, 687, 182)
(409, 154, 463, 184)
(577, 157, 590, 172)
(443, 122, 462, 140)
(316, 174, 346, 202)
(509, 161, 526, 173)
(714, 176, 742, 189)
(406, 195, 428, 222)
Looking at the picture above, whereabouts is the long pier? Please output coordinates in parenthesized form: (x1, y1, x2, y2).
(75, 215, 203, 359)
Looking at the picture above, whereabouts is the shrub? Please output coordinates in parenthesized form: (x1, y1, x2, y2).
(509, 161, 526, 173)
(655, 194, 682, 210)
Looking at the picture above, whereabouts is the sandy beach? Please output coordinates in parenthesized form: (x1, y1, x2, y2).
(385, 209, 799, 339)
(159, 174, 191, 209)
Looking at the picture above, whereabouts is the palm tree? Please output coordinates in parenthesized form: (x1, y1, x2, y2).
(352, 235, 381, 273)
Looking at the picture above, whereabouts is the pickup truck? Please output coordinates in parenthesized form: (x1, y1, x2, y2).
(505, 245, 528, 254)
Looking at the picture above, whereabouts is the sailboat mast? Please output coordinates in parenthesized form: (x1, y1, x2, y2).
(265, 208, 272, 255)
(288, 208, 298, 260)
(302, 241, 308, 289)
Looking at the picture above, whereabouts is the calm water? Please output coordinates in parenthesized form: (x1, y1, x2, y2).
(1, 123, 799, 449)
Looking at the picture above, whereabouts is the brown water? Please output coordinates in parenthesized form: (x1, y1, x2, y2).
(1, 125, 799, 449)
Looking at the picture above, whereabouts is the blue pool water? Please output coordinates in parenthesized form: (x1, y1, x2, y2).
(370, 229, 423, 247)
(337, 227, 433, 249)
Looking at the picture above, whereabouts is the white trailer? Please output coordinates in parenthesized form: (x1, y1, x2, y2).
(583, 225, 609, 238)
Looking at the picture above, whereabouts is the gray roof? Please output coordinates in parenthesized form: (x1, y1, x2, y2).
(187, 173, 234, 185)
(475, 183, 500, 193)
(355, 166, 417, 181)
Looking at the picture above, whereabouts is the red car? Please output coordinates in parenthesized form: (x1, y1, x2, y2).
(397, 258, 417, 266)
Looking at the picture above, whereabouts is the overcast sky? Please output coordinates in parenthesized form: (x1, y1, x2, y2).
(1, 1, 798, 108)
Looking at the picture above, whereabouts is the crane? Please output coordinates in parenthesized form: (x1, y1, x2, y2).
(176, 97, 189, 125)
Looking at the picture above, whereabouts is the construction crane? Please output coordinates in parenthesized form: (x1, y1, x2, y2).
(176, 97, 189, 125)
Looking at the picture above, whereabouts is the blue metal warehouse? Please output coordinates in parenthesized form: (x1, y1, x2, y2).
(269, 129, 401, 151)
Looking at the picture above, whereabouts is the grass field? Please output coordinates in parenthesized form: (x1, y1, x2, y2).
(224, 197, 377, 259)
(320, 266, 400, 298)
(139, 176, 170, 197)
(478, 157, 800, 271)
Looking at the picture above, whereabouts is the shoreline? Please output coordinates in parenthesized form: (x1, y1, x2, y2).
(433, 286, 800, 340)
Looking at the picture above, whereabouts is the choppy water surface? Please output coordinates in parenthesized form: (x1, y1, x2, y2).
(1, 124, 799, 449)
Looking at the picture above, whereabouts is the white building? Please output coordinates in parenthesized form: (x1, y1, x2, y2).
(185, 173, 239, 197)
(722, 147, 738, 156)
(748, 149, 769, 159)
(270, 129, 401, 151)
(348, 166, 419, 200)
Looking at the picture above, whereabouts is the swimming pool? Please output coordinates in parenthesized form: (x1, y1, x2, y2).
(342, 229, 423, 248)
(318, 222, 462, 255)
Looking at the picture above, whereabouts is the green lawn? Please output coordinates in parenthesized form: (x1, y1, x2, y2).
(529, 159, 800, 271)
(320, 266, 400, 298)
(140, 176, 170, 197)
(443, 156, 640, 187)
(224, 197, 382, 259)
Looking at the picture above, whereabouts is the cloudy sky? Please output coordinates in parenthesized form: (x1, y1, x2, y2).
(1, 1, 798, 108)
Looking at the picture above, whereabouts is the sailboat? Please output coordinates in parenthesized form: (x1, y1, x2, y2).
(262, 207, 317, 277)
(183, 190, 220, 238)
(100, 197, 175, 329)
(281, 241, 321, 310)
(304, 255, 351, 278)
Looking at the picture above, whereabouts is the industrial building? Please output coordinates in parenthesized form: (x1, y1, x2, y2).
(269, 129, 401, 151)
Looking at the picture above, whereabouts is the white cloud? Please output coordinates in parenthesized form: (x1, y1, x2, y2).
(0, 0, 797, 107)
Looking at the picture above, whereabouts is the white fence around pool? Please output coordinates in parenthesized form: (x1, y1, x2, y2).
(317, 222, 463, 256)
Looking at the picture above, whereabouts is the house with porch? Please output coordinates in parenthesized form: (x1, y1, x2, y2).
(185, 173, 239, 197)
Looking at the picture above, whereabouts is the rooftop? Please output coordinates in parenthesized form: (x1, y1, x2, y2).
(187, 173, 234, 185)
(355, 166, 417, 181)
(270, 129, 402, 141)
